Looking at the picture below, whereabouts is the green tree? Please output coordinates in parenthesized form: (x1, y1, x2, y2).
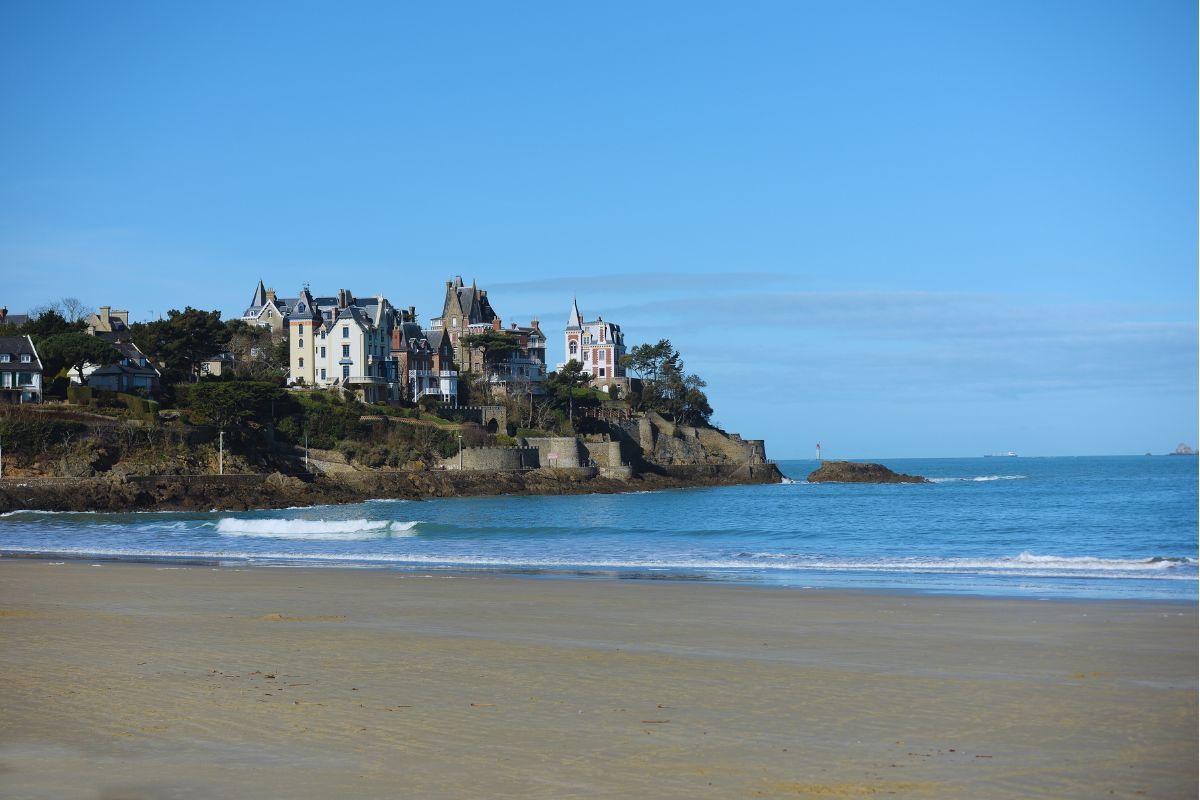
(459, 329, 520, 377)
(38, 332, 120, 382)
(620, 339, 712, 426)
(188, 381, 285, 443)
(546, 359, 596, 426)
(22, 309, 81, 343)
(620, 339, 673, 384)
(132, 308, 229, 382)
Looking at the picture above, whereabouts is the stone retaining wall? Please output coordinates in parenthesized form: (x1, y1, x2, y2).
(521, 437, 586, 468)
(446, 446, 539, 471)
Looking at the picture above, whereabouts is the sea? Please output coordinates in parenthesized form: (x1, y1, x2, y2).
(1, 456, 1196, 601)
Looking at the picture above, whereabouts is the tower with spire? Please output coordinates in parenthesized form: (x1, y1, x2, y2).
(560, 297, 626, 390)
(241, 278, 299, 339)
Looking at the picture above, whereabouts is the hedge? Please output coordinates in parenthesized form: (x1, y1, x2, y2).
(67, 384, 93, 405)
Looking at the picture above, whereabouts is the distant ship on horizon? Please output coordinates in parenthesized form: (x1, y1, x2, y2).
(984, 451, 1018, 458)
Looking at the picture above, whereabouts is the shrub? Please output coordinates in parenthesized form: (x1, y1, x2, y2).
(0, 411, 87, 460)
(67, 384, 93, 405)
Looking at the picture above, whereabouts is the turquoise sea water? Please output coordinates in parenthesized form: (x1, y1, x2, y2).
(1, 456, 1196, 600)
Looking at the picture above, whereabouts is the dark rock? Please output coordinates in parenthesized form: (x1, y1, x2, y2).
(0, 463, 785, 513)
(807, 461, 930, 484)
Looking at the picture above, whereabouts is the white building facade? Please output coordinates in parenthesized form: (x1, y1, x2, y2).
(287, 288, 401, 403)
(0, 336, 42, 404)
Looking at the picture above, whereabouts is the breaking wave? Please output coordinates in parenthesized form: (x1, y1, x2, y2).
(929, 475, 1027, 483)
(215, 518, 419, 540)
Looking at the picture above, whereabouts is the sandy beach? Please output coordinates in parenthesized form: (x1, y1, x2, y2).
(0, 560, 1194, 799)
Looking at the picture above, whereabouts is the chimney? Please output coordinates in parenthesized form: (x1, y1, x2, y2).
(409, 305, 416, 320)
(337, 289, 348, 309)
(492, 318, 501, 331)
(100, 305, 111, 321)
(0, 307, 7, 323)
(266, 288, 276, 302)
(114, 310, 129, 325)
(511, 322, 517, 330)
(530, 319, 539, 330)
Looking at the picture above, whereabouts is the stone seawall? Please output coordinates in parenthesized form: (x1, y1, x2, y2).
(521, 437, 586, 468)
(0, 463, 782, 513)
(445, 446, 540, 471)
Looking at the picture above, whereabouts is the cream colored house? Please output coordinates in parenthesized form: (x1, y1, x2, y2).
(287, 287, 401, 403)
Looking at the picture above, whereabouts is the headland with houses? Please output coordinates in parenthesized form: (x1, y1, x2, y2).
(0, 275, 779, 511)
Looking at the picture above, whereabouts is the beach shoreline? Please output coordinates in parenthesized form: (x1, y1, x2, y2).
(1, 559, 1194, 799)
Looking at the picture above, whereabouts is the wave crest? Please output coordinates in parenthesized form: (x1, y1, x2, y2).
(929, 475, 1026, 483)
(215, 518, 419, 540)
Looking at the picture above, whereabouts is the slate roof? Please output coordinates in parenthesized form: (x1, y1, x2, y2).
(0, 336, 41, 371)
(89, 361, 160, 379)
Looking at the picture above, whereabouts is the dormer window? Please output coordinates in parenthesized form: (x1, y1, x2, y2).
(20, 354, 31, 363)
(0, 354, 9, 363)
(298, 303, 306, 312)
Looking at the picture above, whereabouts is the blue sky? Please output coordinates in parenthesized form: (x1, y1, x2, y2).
(1, 0, 1195, 458)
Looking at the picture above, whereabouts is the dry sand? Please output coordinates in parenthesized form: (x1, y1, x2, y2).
(0, 560, 1194, 799)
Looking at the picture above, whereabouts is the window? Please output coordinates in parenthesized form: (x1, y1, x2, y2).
(298, 357, 304, 368)
(298, 303, 306, 313)
(299, 338, 304, 348)
(569, 341, 577, 355)
(451, 317, 458, 327)
(299, 325, 304, 336)
(320, 368, 326, 380)
(342, 345, 350, 358)
(20, 354, 30, 363)
(599, 368, 606, 377)
(342, 327, 350, 338)
(320, 329, 325, 339)
(0, 354, 9, 363)
(320, 347, 326, 358)
(342, 365, 350, 379)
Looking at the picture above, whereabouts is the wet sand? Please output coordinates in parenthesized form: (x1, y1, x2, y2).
(0, 560, 1194, 799)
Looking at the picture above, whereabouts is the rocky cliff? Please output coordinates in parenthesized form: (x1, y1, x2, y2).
(0, 463, 783, 513)
(612, 413, 768, 468)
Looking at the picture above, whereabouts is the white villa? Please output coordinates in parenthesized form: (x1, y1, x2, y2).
(286, 287, 402, 403)
(0, 335, 42, 404)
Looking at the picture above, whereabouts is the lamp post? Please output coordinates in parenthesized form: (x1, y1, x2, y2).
(458, 433, 463, 470)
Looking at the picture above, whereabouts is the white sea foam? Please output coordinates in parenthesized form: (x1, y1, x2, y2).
(928, 475, 1027, 483)
(3, 546, 1193, 580)
(214, 518, 419, 540)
